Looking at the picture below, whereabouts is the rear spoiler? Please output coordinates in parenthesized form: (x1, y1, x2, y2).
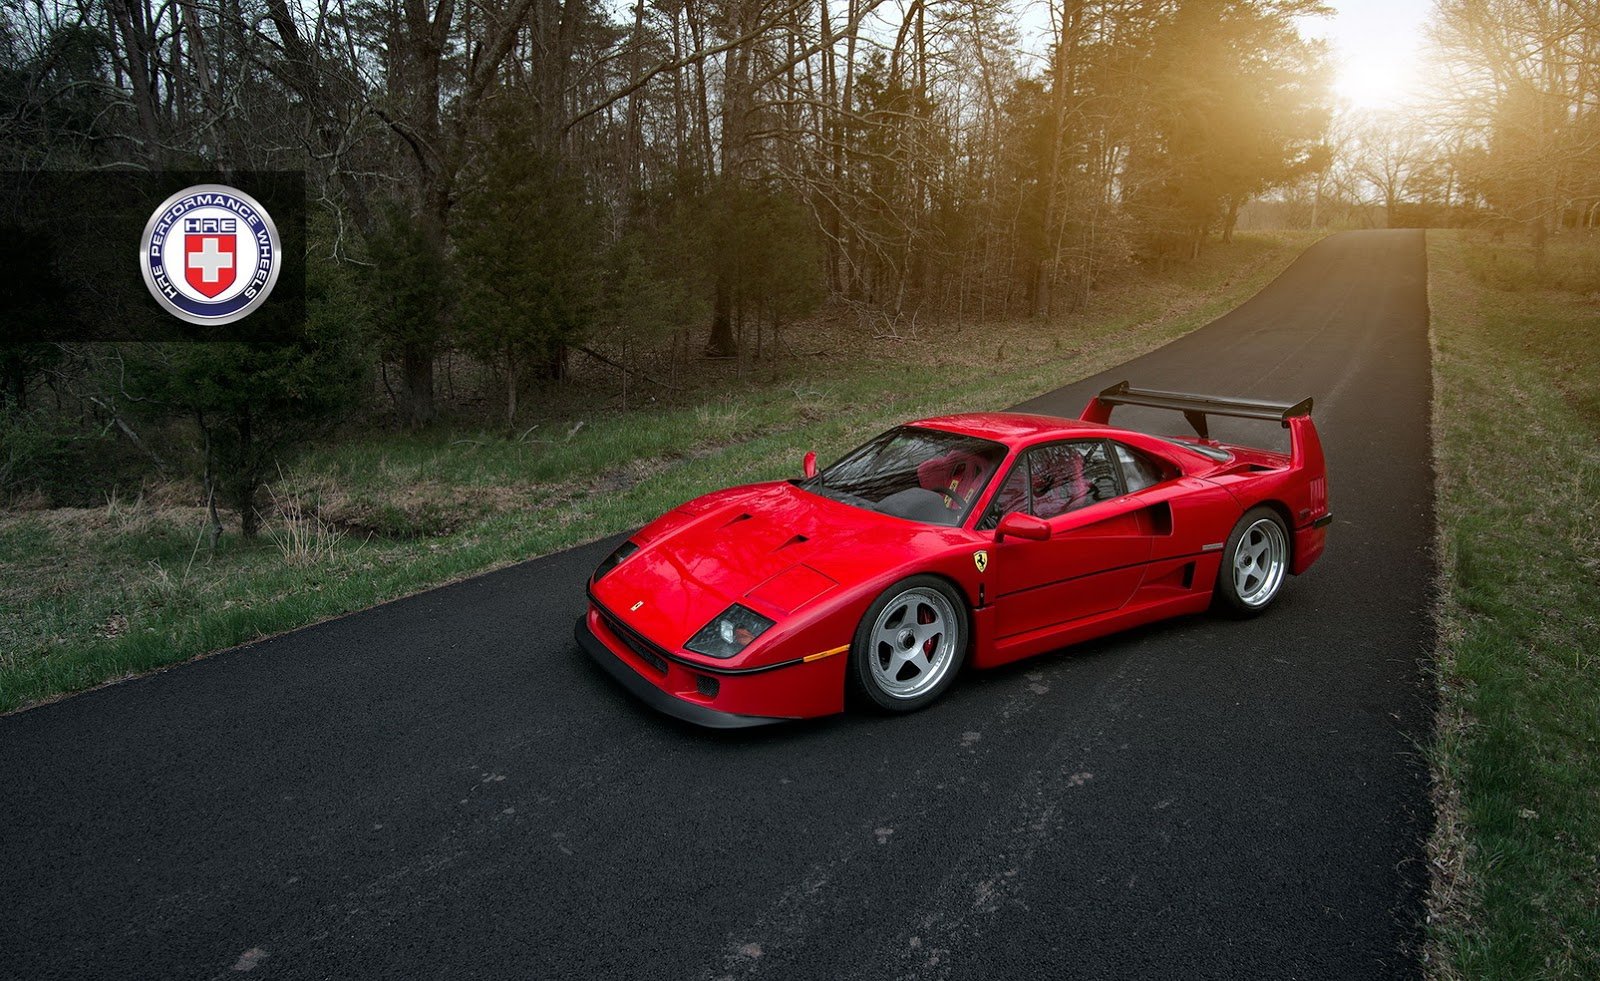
(1081, 381, 1312, 440)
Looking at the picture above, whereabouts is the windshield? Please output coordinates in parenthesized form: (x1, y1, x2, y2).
(800, 426, 1008, 526)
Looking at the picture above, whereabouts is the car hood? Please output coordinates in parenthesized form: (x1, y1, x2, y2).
(591, 481, 965, 651)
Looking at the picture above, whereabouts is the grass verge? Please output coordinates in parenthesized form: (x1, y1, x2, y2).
(1424, 229, 1600, 977)
(0, 231, 1321, 714)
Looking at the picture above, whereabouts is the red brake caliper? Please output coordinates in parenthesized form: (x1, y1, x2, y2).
(918, 604, 938, 655)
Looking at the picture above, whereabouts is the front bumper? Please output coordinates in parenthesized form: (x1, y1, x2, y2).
(575, 614, 789, 729)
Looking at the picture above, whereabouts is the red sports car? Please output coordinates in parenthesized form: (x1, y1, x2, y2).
(576, 383, 1332, 727)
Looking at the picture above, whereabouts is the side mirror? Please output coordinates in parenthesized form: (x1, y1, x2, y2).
(995, 512, 1051, 543)
(803, 451, 818, 479)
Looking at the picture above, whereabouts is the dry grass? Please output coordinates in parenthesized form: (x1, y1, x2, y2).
(261, 482, 354, 567)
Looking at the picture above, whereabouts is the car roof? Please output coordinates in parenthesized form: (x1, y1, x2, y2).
(907, 411, 1112, 443)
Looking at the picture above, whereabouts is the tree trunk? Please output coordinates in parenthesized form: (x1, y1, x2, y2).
(543, 342, 568, 381)
(819, 0, 842, 293)
(106, 0, 165, 162)
(401, 342, 436, 426)
(238, 489, 261, 538)
(1222, 195, 1240, 243)
(234, 410, 260, 539)
(198, 411, 223, 548)
(707, 263, 737, 357)
(505, 344, 518, 429)
(1035, 0, 1083, 320)
(684, 0, 716, 170)
(705, 0, 757, 358)
(625, 0, 646, 190)
(1033, 261, 1052, 320)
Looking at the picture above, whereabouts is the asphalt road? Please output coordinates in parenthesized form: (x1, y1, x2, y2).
(1, 229, 1435, 980)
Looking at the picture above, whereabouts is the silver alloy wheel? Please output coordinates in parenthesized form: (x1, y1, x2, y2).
(1233, 517, 1288, 608)
(868, 586, 959, 699)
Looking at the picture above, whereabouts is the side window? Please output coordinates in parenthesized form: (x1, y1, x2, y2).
(1081, 442, 1120, 503)
(1030, 441, 1118, 520)
(980, 441, 1124, 529)
(1113, 442, 1166, 493)
(977, 456, 1030, 531)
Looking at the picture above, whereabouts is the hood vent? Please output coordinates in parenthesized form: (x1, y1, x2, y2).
(719, 512, 754, 529)
(776, 534, 809, 551)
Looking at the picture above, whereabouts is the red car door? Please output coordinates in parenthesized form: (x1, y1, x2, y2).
(983, 440, 1154, 640)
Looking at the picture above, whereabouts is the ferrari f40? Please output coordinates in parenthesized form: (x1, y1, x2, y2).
(575, 382, 1332, 727)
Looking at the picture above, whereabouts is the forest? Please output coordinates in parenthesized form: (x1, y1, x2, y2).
(1, 0, 1598, 523)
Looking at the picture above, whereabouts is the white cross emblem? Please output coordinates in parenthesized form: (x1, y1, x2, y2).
(189, 238, 234, 283)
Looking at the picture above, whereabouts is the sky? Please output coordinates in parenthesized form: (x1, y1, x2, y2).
(1302, 0, 1435, 110)
(1009, 0, 1435, 113)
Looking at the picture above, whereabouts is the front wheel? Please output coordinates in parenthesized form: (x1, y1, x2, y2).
(1215, 507, 1291, 616)
(848, 575, 968, 713)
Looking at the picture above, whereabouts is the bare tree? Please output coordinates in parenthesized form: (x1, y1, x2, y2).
(1427, 0, 1600, 246)
(1348, 110, 1433, 226)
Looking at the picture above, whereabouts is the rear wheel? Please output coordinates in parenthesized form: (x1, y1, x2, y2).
(848, 576, 968, 713)
(1215, 507, 1290, 616)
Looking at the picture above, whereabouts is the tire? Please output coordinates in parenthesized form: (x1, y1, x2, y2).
(848, 575, 969, 713)
(1214, 506, 1291, 616)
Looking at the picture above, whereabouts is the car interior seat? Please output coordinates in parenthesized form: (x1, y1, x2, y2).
(917, 451, 989, 506)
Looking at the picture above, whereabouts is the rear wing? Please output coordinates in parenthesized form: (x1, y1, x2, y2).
(1081, 381, 1311, 439)
(1081, 380, 1325, 474)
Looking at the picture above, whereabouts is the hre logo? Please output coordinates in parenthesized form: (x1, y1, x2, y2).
(183, 217, 237, 298)
(140, 184, 280, 325)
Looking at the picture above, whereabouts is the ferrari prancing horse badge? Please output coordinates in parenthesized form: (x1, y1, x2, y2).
(973, 550, 989, 573)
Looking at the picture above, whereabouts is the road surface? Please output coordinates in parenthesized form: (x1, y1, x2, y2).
(1, 230, 1434, 980)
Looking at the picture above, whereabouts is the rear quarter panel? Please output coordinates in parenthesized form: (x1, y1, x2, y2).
(1209, 466, 1326, 574)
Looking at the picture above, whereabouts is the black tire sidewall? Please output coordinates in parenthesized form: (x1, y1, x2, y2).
(848, 575, 969, 713)
(1215, 506, 1291, 617)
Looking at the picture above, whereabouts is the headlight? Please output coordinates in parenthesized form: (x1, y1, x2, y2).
(685, 604, 775, 659)
(592, 541, 639, 582)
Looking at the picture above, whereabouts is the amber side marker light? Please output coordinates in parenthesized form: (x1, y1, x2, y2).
(803, 645, 850, 664)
